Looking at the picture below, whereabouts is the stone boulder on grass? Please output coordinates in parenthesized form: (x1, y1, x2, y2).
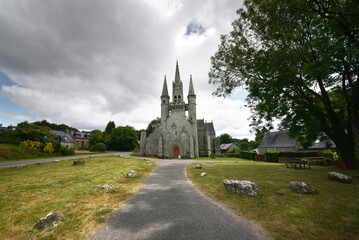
(34, 211, 63, 230)
(223, 179, 259, 196)
(328, 172, 352, 184)
(290, 181, 317, 194)
(127, 170, 136, 177)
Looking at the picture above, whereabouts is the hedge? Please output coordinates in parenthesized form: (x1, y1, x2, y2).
(240, 151, 257, 160)
(226, 153, 240, 158)
(265, 151, 281, 162)
(94, 142, 107, 152)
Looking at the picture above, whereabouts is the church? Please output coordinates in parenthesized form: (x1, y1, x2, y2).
(140, 62, 220, 158)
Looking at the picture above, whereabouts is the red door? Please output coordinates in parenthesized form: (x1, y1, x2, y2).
(174, 147, 180, 159)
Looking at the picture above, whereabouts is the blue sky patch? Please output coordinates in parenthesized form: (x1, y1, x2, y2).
(185, 22, 206, 36)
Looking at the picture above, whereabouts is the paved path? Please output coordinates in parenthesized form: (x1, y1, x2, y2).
(0, 152, 127, 169)
(90, 159, 272, 240)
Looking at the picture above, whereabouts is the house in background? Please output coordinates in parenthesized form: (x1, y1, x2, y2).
(220, 143, 239, 153)
(70, 131, 91, 149)
(0, 124, 16, 133)
(257, 131, 335, 155)
(51, 130, 75, 148)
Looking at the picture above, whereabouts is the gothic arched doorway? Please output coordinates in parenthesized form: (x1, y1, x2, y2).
(173, 147, 180, 159)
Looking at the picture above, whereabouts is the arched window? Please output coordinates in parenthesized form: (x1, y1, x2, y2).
(174, 96, 177, 102)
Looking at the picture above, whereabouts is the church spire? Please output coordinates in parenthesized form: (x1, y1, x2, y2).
(175, 60, 181, 83)
(188, 74, 195, 96)
(161, 75, 169, 97)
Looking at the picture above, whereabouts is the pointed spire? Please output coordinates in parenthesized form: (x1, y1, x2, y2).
(161, 75, 169, 97)
(188, 74, 195, 96)
(175, 60, 181, 83)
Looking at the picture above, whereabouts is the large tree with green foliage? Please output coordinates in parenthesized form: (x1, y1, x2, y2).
(209, 0, 359, 168)
(219, 133, 233, 144)
(105, 121, 116, 134)
(108, 126, 138, 151)
(146, 118, 161, 137)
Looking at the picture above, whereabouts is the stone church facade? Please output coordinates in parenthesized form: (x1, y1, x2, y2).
(140, 62, 220, 158)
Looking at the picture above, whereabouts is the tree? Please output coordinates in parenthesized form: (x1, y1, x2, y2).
(209, 0, 359, 168)
(0, 121, 53, 144)
(108, 125, 138, 151)
(32, 119, 78, 132)
(219, 133, 232, 144)
(89, 129, 105, 146)
(146, 118, 161, 137)
(105, 121, 116, 134)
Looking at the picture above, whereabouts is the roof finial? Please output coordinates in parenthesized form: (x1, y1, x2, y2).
(175, 60, 181, 83)
(188, 74, 195, 96)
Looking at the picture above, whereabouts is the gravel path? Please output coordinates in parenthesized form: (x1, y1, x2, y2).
(89, 159, 272, 240)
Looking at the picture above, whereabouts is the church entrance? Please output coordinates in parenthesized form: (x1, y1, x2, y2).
(173, 147, 180, 159)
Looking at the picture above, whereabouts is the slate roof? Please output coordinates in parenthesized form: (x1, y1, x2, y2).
(259, 131, 336, 150)
(51, 130, 75, 143)
(197, 119, 205, 130)
(220, 143, 238, 151)
(206, 122, 215, 135)
(72, 131, 91, 139)
(258, 131, 297, 148)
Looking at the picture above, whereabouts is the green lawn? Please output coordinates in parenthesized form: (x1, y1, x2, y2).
(187, 161, 359, 240)
(0, 156, 158, 239)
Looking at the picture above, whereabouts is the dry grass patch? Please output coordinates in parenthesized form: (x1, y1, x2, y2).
(0, 156, 158, 240)
(187, 161, 359, 240)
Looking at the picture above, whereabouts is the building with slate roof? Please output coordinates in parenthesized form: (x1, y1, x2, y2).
(257, 131, 336, 154)
(51, 130, 75, 148)
(140, 62, 219, 158)
(220, 143, 239, 153)
(70, 131, 91, 149)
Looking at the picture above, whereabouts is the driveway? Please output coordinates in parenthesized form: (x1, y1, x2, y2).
(89, 158, 272, 240)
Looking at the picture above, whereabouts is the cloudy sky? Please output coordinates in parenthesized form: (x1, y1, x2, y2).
(0, 0, 255, 139)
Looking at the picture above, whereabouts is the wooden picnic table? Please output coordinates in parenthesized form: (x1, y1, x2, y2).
(285, 159, 311, 169)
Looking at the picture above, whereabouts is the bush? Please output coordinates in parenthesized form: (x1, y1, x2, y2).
(42, 142, 54, 154)
(265, 151, 281, 162)
(60, 146, 75, 156)
(240, 151, 257, 160)
(94, 143, 107, 152)
(226, 153, 240, 158)
(319, 150, 339, 161)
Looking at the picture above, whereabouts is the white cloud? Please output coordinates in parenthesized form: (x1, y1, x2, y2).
(0, 0, 252, 139)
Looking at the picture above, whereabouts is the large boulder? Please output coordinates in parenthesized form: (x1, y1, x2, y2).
(127, 170, 136, 177)
(35, 211, 63, 230)
(289, 181, 317, 194)
(223, 179, 260, 196)
(328, 172, 352, 184)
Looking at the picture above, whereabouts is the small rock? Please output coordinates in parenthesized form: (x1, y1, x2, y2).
(12, 164, 26, 168)
(34, 211, 63, 230)
(223, 179, 260, 196)
(101, 184, 115, 190)
(36, 162, 43, 165)
(328, 172, 352, 184)
(196, 164, 202, 169)
(200, 172, 206, 177)
(289, 181, 317, 194)
(73, 160, 85, 165)
(275, 190, 284, 196)
(127, 170, 136, 177)
(53, 160, 60, 162)
(210, 161, 214, 164)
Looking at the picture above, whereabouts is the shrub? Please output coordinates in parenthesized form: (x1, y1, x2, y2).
(94, 143, 107, 152)
(20, 140, 42, 153)
(52, 141, 62, 153)
(226, 149, 235, 154)
(265, 151, 281, 162)
(319, 150, 339, 161)
(226, 153, 240, 158)
(60, 146, 75, 156)
(240, 151, 257, 160)
(42, 142, 54, 154)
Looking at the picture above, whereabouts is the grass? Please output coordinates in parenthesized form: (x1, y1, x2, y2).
(186, 160, 359, 240)
(0, 155, 158, 239)
(0, 144, 100, 163)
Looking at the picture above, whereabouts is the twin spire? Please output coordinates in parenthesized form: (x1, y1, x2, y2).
(161, 61, 195, 98)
